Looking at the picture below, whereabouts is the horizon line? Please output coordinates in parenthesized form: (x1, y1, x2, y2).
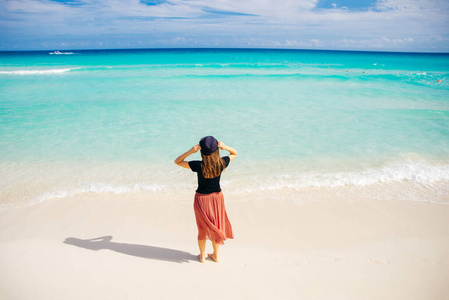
(1, 47, 448, 55)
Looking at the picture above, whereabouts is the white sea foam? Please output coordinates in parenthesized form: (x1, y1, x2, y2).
(1, 159, 448, 209)
(249, 160, 449, 190)
(32, 182, 167, 204)
(0, 68, 74, 75)
(222, 158, 449, 204)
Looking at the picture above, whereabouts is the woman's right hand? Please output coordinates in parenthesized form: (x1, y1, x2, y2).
(218, 141, 226, 150)
(191, 144, 201, 153)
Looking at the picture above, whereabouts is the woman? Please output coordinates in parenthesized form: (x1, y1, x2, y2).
(174, 136, 238, 263)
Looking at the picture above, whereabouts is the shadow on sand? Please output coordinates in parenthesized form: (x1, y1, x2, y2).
(64, 236, 198, 263)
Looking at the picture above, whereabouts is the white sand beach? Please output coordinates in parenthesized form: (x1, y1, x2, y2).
(1, 190, 448, 300)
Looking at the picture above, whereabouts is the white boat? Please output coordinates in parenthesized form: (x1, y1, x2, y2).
(49, 51, 74, 55)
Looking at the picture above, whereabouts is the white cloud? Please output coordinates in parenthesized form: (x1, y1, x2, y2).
(0, 0, 448, 51)
(335, 37, 415, 49)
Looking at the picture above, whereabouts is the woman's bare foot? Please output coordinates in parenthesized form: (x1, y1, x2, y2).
(199, 254, 206, 263)
(207, 253, 219, 263)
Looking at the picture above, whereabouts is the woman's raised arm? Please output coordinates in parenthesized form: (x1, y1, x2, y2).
(174, 144, 201, 169)
(218, 141, 238, 161)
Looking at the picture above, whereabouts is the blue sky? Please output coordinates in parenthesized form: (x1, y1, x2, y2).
(1, 0, 448, 52)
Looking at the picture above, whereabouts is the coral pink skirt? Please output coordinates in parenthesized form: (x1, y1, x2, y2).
(194, 191, 234, 245)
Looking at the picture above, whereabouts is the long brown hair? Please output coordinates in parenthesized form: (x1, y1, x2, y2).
(201, 150, 226, 179)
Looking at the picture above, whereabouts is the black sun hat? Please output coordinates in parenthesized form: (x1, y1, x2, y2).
(199, 136, 218, 155)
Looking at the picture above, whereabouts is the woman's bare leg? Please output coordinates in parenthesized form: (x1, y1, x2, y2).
(198, 239, 206, 263)
(208, 240, 220, 262)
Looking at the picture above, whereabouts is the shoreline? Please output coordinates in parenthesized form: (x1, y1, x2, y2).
(1, 156, 449, 209)
(1, 192, 448, 299)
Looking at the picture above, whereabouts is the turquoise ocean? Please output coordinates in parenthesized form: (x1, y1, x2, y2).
(1, 48, 448, 208)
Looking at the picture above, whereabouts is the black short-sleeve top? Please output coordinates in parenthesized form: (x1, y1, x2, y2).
(188, 156, 231, 194)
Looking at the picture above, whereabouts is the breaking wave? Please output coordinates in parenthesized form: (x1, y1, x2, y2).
(0, 68, 75, 75)
(1, 158, 448, 209)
